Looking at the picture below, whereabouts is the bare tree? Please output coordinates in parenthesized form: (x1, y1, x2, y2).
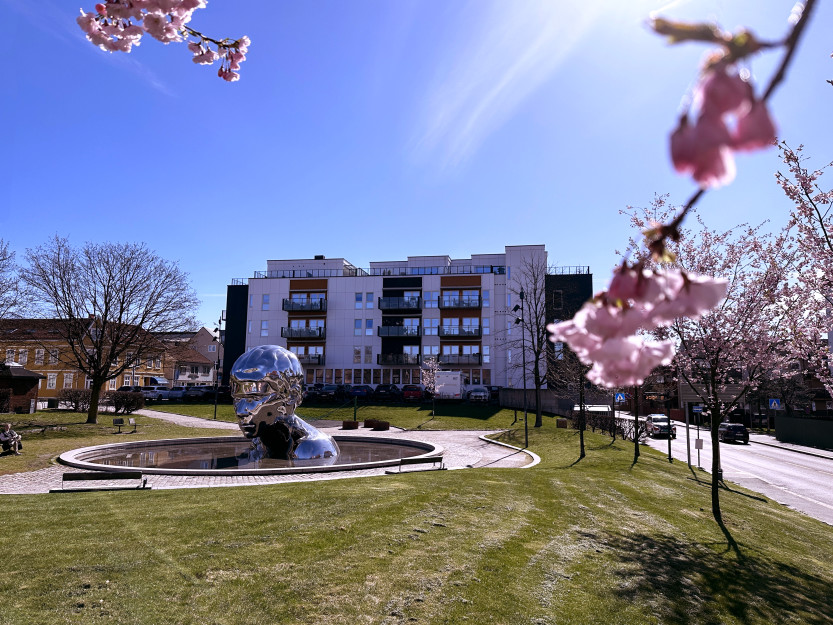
(0, 239, 31, 320)
(20, 237, 199, 423)
(507, 256, 550, 428)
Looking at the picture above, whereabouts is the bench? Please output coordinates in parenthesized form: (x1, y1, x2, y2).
(50, 471, 150, 493)
(113, 418, 137, 433)
(385, 455, 445, 474)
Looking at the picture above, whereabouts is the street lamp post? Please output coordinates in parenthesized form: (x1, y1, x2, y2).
(212, 314, 224, 421)
(513, 288, 528, 449)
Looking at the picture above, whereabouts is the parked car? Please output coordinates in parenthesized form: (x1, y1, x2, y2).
(141, 385, 169, 401)
(373, 384, 402, 402)
(116, 385, 143, 393)
(402, 384, 424, 401)
(486, 385, 502, 403)
(348, 385, 373, 400)
(167, 386, 186, 401)
(645, 414, 676, 438)
(303, 383, 325, 401)
(318, 384, 342, 401)
(467, 386, 489, 402)
(183, 386, 212, 401)
(718, 422, 749, 444)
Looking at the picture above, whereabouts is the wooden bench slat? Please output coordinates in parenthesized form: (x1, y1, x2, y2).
(63, 471, 143, 481)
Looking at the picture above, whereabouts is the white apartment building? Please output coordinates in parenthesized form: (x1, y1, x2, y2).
(223, 245, 548, 389)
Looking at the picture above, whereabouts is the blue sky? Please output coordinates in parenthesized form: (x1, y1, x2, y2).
(2, 0, 831, 328)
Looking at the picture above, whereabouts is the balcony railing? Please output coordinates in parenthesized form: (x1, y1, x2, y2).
(282, 298, 327, 312)
(378, 296, 422, 311)
(438, 296, 481, 309)
(438, 326, 481, 338)
(281, 327, 326, 340)
(438, 353, 482, 365)
(377, 326, 421, 337)
(296, 354, 325, 365)
(377, 353, 421, 366)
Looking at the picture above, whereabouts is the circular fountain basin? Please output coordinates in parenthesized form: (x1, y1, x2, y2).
(58, 435, 442, 476)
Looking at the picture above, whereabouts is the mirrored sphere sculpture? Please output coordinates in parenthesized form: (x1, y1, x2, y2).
(230, 345, 339, 462)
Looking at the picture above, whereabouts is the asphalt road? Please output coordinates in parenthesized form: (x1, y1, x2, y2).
(635, 417, 833, 526)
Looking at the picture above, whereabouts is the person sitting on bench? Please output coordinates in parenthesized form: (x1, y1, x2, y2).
(1, 423, 22, 455)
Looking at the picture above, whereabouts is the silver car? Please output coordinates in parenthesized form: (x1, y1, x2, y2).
(467, 386, 489, 402)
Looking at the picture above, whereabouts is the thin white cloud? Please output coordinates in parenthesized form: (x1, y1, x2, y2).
(4, 0, 173, 95)
(412, 0, 604, 169)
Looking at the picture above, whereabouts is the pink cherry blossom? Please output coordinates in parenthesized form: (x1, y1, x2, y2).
(732, 100, 777, 151)
(585, 337, 675, 388)
(698, 66, 753, 117)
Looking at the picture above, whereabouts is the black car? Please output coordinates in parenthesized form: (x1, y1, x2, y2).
(318, 384, 342, 401)
(372, 384, 402, 401)
(486, 385, 502, 403)
(718, 422, 749, 444)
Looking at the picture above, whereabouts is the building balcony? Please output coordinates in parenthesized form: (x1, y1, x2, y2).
(282, 298, 327, 312)
(438, 326, 481, 338)
(378, 296, 422, 311)
(438, 296, 481, 309)
(377, 326, 421, 337)
(438, 353, 482, 366)
(281, 327, 326, 340)
(377, 353, 421, 366)
(296, 354, 325, 366)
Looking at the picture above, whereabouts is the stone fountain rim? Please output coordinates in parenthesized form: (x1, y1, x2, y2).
(57, 435, 443, 476)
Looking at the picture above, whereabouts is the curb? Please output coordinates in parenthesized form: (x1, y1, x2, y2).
(751, 437, 833, 461)
(478, 434, 541, 468)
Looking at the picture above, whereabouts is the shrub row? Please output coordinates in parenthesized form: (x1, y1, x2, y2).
(55, 389, 145, 415)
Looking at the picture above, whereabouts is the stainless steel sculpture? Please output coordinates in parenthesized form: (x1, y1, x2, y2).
(230, 345, 339, 462)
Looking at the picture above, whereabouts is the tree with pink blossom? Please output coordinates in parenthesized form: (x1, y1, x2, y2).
(77, 0, 249, 81)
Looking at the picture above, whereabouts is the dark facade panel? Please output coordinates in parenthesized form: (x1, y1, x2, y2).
(222, 283, 249, 386)
(382, 277, 422, 289)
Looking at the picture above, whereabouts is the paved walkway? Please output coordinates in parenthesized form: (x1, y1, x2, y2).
(0, 409, 536, 495)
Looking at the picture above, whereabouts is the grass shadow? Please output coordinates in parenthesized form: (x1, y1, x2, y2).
(604, 530, 832, 624)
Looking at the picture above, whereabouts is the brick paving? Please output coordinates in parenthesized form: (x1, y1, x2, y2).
(0, 409, 536, 495)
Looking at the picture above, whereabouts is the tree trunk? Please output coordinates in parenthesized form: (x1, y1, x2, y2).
(633, 386, 640, 462)
(578, 378, 586, 458)
(86, 381, 102, 424)
(534, 386, 543, 428)
(710, 401, 723, 524)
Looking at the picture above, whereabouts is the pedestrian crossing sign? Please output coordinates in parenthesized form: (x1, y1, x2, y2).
(769, 398, 781, 410)
(615, 393, 626, 403)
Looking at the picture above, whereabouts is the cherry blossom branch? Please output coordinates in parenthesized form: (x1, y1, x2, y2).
(78, 1, 250, 81)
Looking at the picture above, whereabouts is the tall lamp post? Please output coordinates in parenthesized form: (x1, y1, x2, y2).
(212, 313, 224, 421)
(512, 288, 528, 449)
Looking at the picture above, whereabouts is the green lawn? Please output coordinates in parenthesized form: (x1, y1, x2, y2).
(1, 411, 831, 624)
(150, 399, 533, 431)
(0, 410, 231, 475)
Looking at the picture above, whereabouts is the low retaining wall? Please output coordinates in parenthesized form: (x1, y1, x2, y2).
(776, 415, 833, 450)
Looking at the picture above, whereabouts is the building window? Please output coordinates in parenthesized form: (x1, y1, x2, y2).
(63, 372, 74, 388)
(49, 348, 59, 364)
(203, 366, 211, 375)
(47, 373, 57, 389)
(191, 365, 199, 374)
(365, 319, 373, 336)
(366, 292, 374, 308)
(353, 348, 361, 364)
(109, 378, 118, 390)
(424, 291, 437, 308)
(482, 318, 490, 335)
(552, 289, 563, 310)
(482, 346, 490, 363)
(247, 320, 252, 334)
(364, 346, 372, 364)
(423, 345, 439, 357)
(262, 294, 270, 310)
(5, 349, 14, 363)
(260, 320, 269, 337)
(156, 357, 162, 369)
(424, 318, 439, 335)
(124, 375, 132, 386)
(249, 294, 254, 308)
(147, 357, 153, 368)
(208, 344, 216, 352)
(85, 376, 94, 390)
(35, 349, 44, 365)
(483, 290, 490, 307)
(18, 349, 27, 365)
(553, 342, 563, 360)
(355, 293, 363, 309)
(354, 319, 362, 336)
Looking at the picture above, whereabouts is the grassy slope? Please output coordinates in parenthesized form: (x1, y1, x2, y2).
(1, 413, 831, 624)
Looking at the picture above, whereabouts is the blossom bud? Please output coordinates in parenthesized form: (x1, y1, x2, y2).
(732, 100, 777, 152)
